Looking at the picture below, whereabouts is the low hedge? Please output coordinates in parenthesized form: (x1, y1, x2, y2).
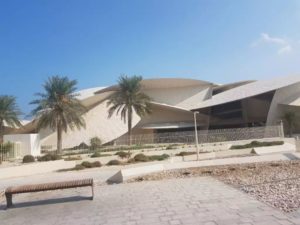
(106, 160, 123, 166)
(175, 151, 196, 156)
(230, 141, 284, 150)
(22, 155, 35, 163)
(90, 152, 112, 158)
(133, 153, 170, 162)
(37, 153, 62, 162)
(115, 151, 131, 159)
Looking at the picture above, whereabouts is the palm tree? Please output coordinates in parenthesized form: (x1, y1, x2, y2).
(0, 96, 22, 142)
(31, 76, 86, 154)
(282, 111, 297, 137)
(107, 75, 151, 145)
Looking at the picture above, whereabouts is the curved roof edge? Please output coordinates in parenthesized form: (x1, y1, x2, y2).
(191, 75, 300, 110)
(95, 78, 214, 95)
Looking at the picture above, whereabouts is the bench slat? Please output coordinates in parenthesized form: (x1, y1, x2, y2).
(6, 178, 93, 194)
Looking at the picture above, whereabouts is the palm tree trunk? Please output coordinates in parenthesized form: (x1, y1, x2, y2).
(57, 123, 62, 154)
(128, 108, 132, 146)
(0, 119, 4, 143)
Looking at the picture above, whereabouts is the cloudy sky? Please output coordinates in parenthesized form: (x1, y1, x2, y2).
(0, 0, 300, 115)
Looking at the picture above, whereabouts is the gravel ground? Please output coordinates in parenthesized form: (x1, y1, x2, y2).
(128, 160, 300, 212)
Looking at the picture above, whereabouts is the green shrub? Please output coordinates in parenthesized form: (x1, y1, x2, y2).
(81, 161, 93, 168)
(22, 155, 35, 163)
(74, 164, 85, 170)
(37, 153, 62, 162)
(134, 153, 149, 162)
(115, 151, 131, 159)
(166, 144, 178, 150)
(90, 137, 102, 150)
(149, 154, 170, 161)
(90, 152, 111, 158)
(107, 160, 122, 166)
(90, 152, 101, 158)
(91, 161, 102, 167)
(176, 151, 196, 156)
(64, 155, 82, 161)
(230, 141, 284, 150)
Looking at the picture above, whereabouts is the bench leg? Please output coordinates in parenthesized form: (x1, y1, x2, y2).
(91, 185, 94, 200)
(5, 193, 13, 208)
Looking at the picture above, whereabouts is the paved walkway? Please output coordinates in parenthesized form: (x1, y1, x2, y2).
(1, 177, 300, 225)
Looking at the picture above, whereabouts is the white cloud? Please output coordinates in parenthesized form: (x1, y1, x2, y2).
(278, 45, 292, 54)
(251, 33, 293, 55)
(260, 33, 287, 45)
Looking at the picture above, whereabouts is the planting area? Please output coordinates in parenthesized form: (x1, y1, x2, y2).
(128, 160, 300, 213)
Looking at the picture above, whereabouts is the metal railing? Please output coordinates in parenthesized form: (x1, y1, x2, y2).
(115, 125, 283, 146)
(0, 142, 21, 162)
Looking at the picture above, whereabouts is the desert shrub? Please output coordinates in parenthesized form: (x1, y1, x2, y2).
(90, 137, 102, 150)
(166, 144, 178, 150)
(74, 164, 85, 170)
(133, 153, 149, 162)
(37, 153, 62, 162)
(176, 151, 196, 157)
(90, 152, 101, 158)
(91, 161, 102, 167)
(230, 141, 284, 150)
(106, 159, 122, 166)
(22, 155, 35, 163)
(149, 154, 170, 161)
(115, 151, 131, 159)
(90, 152, 111, 158)
(81, 161, 93, 168)
(64, 155, 82, 161)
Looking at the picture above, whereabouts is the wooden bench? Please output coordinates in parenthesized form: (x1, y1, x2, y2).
(5, 178, 94, 208)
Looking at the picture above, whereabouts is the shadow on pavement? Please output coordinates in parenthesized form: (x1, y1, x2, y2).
(283, 153, 300, 160)
(0, 195, 92, 210)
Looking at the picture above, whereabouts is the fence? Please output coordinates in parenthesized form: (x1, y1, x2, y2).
(0, 142, 21, 162)
(114, 125, 284, 146)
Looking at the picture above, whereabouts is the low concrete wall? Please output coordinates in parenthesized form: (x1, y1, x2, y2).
(296, 139, 300, 152)
(0, 160, 76, 180)
(253, 143, 296, 155)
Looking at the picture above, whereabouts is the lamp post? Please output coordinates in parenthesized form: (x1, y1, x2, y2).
(194, 111, 199, 161)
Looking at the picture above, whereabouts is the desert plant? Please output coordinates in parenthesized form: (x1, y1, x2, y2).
(37, 153, 62, 161)
(107, 75, 151, 145)
(176, 151, 196, 156)
(90, 137, 102, 150)
(81, 161, 92, 168)
(148, 154, 169, 161)
(115, 151, 131, 159)
(31, 76, 87, 154)
(0, 96, 22, 142)
(22, 155, 35, 163)
(106, 159, 122, 166)
(91, 161, 102, 167)
(64, 155, 82, 161)
(133, 153, 149, 162)
(230, 141, 284, 150)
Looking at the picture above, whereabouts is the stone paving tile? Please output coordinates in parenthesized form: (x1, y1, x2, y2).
(0, 177, 300, 225)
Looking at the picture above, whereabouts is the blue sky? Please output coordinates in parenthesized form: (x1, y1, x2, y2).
(0, 0, 300, 117)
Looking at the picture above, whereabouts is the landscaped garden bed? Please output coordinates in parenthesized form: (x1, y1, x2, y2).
(127, 160, 300, 212)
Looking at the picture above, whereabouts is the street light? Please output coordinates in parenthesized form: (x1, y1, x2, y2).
(193, 111, 199, 161)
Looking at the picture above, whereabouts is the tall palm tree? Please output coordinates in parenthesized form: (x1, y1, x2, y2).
(31, 76, 86, 154)
(0, 96, 22, 142)
(282, 111, 297, 137)
(107, 75, 151, 145)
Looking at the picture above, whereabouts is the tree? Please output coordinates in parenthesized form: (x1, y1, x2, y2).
(0, 96, 22, 142)
(90, 137, 102, 150)
(31, 76, 86, 154)
(107, 75, 151, 145)
(282, 111, 297, 137)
